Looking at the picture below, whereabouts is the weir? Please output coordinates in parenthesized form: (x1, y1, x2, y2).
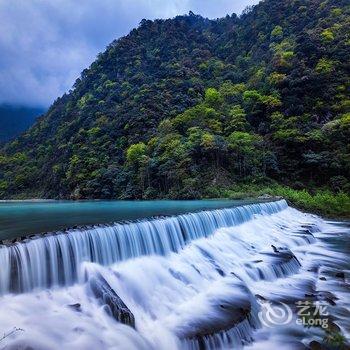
(0, 200, 287, 294)
(2, 200, 347, 350)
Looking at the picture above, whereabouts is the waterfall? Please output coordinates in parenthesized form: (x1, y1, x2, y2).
(1, 200, 348, 350)
(0, 200, 287, 294)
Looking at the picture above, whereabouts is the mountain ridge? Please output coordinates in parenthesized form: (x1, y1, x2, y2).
(0, 0, 349, 199)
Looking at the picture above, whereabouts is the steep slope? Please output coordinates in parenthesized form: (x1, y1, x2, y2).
(0, 0, 349, 199)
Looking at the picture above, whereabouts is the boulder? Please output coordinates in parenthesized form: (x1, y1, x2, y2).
(88, 273, 135, 328)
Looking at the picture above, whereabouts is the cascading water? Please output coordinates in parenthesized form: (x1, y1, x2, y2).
(0, 200, 286, 294)
(0, 200, 349, 350)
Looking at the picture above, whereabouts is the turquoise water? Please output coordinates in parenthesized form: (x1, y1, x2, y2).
(0, 199, 264, 240)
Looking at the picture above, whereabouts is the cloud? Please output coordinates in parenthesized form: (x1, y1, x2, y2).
(0, 0, 259, 107)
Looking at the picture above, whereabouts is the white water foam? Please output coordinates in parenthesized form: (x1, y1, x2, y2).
(0, 201, 348, 349)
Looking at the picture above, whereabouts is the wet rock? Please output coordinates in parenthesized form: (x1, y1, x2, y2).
(305, 293, 316, 299)
(197, 247, 226, 277)
(335, 272, 345, 279)
(262, 248, 298, 264)
(297, 229, 314, 236)
(316, 291, 338, 305)
(285, 341, 308, 350)
(255, 294, 267, 301)
(169, 268, 190, 284)
(253, 248, 301, 280)
(88, 273, 135, 328)
(216, 268, 225, 277)
(68, 303, 81, 312)
(327, 320, 341, 333)
(319, 277, 327, 281)
(301, 224, 319, 233)
(325, 298, 336, 306)
(271, 245, 279, 253)
(258, 194, 273, 199)
(175, 279, 254, 340)
(309, 340, 327, 350)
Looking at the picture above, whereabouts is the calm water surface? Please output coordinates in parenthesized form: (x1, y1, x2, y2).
(0, 199, 264, 240)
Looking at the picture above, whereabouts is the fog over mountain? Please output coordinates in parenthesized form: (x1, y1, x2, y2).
(0, 0, 258, 108)
(0, 105, 45, 142)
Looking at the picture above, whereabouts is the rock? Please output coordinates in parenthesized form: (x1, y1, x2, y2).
(325, 298, 336, 306)
(316, 291, 338, 303)
(197, 247, 226, 277)
(271, 245, 279, 253)
(216, 268, 225, 276)
(68, 303, 82, 312)
(258, 194, 273, 199)
(255, 248, 301, 280)
(301, 224, 319, 233)
(255, 294, 267, 301)
(319, 277, 327, 281)
(174, 279, 254, 340)
(88, 273, 135, 327)
(309, 340, 326, 350)
(335, 272, 345, 279)
(328, 320, 341, 333)
(305, 293, 316, 299)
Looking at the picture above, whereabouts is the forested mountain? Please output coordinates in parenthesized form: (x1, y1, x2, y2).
(0, 0, 349, 199)
(0, 105, 44, 143)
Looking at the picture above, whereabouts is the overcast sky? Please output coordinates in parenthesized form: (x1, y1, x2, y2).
(0, 0, 259, 108)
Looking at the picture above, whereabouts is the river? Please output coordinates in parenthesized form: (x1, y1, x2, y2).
(0, 199, 263, 241)
(0, 200, 349, 349)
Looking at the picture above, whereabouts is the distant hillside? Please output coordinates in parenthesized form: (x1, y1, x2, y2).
(0, 0, 349, 199)
(0, 105, 45, 143)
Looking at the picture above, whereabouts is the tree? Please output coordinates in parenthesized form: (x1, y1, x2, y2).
(204, 88, 223, 108)
(126, 143, 147, 164)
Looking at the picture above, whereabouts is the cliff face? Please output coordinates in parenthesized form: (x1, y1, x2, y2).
(1, 0, 349, 199)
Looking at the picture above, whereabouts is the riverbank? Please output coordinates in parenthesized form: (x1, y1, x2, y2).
(2, 185, 349, 219)
(205, 185, 350, 219)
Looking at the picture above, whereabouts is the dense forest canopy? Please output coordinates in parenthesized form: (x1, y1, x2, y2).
(0, 0, 349, 199)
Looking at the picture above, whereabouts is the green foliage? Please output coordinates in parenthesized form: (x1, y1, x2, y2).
(204, 88, 223, 108)
(271, 25, 283, 39)
(268, 72, 286, 85)
(226, 105, 248, 133)
(0, 0, 349, 207)
(206, 184, 350, 218)
(267, 187, 350, 217)
(321, 28, 335, 42)
(77, 93, 93, 109)
(324, 330, 347, 348)
(0, 180, 8, 192)
(228, 131, 258, 151)
(316, 58, 336, 74)
(126, 143, 147, 163)
(331, 8, 342, 16)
